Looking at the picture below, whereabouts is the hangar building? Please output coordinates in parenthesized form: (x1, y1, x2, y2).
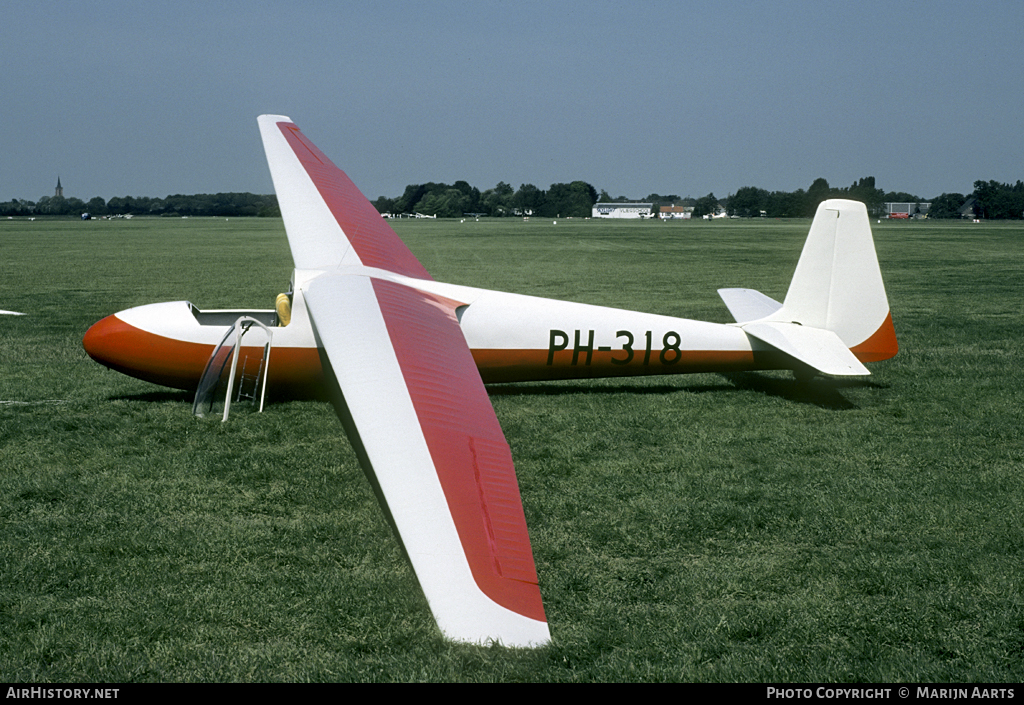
(884, 202, 930, 219)
(592, 203, 653, 219)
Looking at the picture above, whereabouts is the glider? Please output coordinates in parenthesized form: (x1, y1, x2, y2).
(83, 115, 898, 647)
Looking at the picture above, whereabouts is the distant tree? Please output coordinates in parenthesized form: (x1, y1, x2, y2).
(355, 174, 1024, 223)
(394, 184, 429, 214)
(400, 182, 457, 215)
(541, 181, 597, 218)
(479, 181, 514, 216)
(540, 183, 568, 217)
(35, 195, 74, 215)
(764, 189, 806, 218)
(107, 196, 131, 214)
(644, 193, 681, 205)
(257, 196, 281, 217)
(693, 192, 719, 218)
(33, 195, 57, 215)
(37, 195, 86, 215)
(415, 188, 472, 218)
(728, 186, 768, 217)
(972, 180, 1024, 219)
(65, 197, 86, 215)
(451, 180, 481, 213)
(597, 189, 634, 203)
(0, 199, 34, 216)
(513, 183, 545, 215)
(928, 193, 967, 219)
(807, 177, 832, 215)
(372, 196, 396, 214)
(85, 196, 107, 216)
(881, 190, 923, 204)
(846, 177, 885, 215)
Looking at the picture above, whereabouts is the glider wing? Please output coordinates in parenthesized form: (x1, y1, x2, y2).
(259, 114, 547, 646)
(303, 273, 549, 647)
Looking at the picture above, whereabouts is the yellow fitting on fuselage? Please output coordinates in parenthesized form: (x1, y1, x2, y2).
(275, 293, 292, 327)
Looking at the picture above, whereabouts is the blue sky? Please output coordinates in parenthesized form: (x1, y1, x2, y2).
(3, 0, 1022, 203)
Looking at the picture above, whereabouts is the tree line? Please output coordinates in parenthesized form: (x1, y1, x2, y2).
(726, 177, 916, 218)
(726, 177, 1024, 219)
(373, 177, 1024, 220)
(3, 178, 1022, 220)
(0, 192, 280, 218)
(371, 180, 599, 219)
(933, 180, 1024, 219)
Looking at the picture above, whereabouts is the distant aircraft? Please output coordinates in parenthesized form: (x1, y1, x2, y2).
(83, 115, 898, 647)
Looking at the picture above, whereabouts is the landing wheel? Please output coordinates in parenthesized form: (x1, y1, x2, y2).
(792, 365, 817, 383)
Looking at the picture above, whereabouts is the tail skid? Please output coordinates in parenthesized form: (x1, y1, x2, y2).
(721, 199, 897, 376)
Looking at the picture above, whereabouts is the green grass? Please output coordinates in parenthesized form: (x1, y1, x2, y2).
(1, 215, 1023, 682)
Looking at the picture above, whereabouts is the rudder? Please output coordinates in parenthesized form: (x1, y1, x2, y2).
(768, 199, 897, 360)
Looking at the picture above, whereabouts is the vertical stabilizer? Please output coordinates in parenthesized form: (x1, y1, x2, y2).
(767, 199, 895, 355)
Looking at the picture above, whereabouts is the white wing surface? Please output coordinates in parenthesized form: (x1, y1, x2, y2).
(258, 115, 548, 646)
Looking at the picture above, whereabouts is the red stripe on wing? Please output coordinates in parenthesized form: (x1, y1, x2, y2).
(371, 279, 545, 622)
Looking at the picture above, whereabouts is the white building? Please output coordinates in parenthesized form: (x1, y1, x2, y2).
(884, 202, 930, 219)
(592, 203, 653, 219)
(659, 205, 693, 220)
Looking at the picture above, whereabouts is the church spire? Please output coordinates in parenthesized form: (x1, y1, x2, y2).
(55, 176, 63, 198)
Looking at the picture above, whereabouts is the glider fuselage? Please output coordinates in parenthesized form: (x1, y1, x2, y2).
(83, 263, 792, 397)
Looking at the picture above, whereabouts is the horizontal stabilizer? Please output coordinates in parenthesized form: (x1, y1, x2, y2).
(742, 321, 870, 376)
(718, 288, 782, 323)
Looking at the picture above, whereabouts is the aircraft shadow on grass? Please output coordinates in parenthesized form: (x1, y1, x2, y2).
(107, 390, 193, 404)
(486, 372, 885, 410)
(717, 371, 887, 410)
(108, 368, 880, 411)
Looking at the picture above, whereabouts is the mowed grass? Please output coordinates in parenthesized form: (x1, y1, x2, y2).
(1, 215, 1022, 682)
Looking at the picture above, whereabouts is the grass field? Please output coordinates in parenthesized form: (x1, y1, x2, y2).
(1, 215, 1022, 682)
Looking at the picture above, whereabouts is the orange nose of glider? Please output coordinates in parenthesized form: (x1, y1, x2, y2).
(83, 314, 132, 370)
(83, 313, 202, 390)
(82, 313, 178, 384)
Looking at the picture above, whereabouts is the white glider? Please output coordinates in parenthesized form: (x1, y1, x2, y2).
(83, 115, 898, 647)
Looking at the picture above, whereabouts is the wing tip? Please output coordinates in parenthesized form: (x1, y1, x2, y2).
(257, 113, 293, 128)
(439, 616, 551, 649)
